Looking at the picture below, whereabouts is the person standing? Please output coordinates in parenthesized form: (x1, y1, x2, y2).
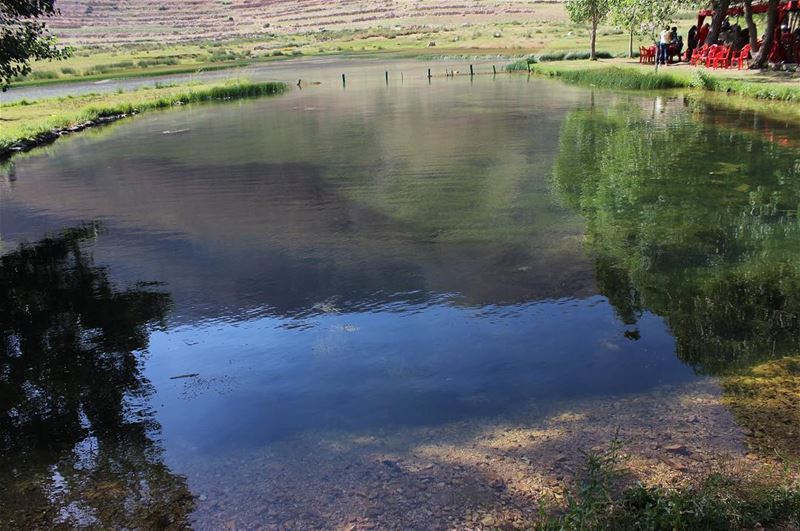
(687, 25, 698, 61)
(658, 26, 672, 65)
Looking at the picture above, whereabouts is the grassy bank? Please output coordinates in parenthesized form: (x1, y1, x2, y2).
(535, 435, 800, 530)
(9, 61, 254, 89)
(0, 80, 285, 157)
(515, 60, 800, 103)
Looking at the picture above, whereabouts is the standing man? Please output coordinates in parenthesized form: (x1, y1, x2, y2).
(659, 26, 672, 65)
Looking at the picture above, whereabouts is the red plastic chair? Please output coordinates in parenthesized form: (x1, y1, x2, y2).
(690, 44, 708, 66)
(711, 46, 732, 68)
(730, 44, 751, 69)
(646, 45, 656, 63)
(704, 45, 721, 67)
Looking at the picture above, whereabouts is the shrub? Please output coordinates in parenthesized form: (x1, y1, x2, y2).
(29, 71, 60, 80)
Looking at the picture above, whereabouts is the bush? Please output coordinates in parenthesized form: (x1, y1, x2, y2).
(505, 60, 531, 72)
(137, 57, 180, 68)
(29, 71, 60, 80)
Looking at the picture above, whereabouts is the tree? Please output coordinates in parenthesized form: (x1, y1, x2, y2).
(0, 0, 70, 89)
(610, 0, 687, 57)
(750, 0, 779, 68)
(705, 0, 731, 44)
(566, 0, 612, 60)
(742, 0, 760, 53)
(0, 224, 195, 527)
(609, 0, 643, 57)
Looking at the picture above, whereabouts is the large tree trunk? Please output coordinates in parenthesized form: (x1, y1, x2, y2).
(743, 0, 759, 52)
(591, 18, 598, 60)
(705, 0, 731, 44)
(751, 0, 779, 68)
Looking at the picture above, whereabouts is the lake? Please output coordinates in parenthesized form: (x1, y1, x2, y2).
(2, 62, 799, 529)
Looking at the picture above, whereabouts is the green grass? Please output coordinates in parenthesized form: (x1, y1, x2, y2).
(10, 61, 253, 88)
(531, 64, 687, 90)
(506, 50, 618, 72)
(536, 435, 800, 530)
(0, 80, 286, 155)
(690, 70, 800, 102)
(520, 62, 800, 101)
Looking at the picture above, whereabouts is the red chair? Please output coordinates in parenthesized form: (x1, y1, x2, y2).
(640, 45, 656, 63)
(730, 44, 751, 69)
(690, 44, 708, 65)
(711, 46, 732, 68)
(704, 45, 721, 67)
(646, 45, 656, 63)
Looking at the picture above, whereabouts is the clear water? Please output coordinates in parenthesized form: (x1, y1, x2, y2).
(1, 64, 799, 529)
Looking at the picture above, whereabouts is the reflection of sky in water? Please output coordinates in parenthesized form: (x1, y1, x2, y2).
(7, 64, 800, 528)
(2, 72, 706, 469)
(146, 299, 689, 452)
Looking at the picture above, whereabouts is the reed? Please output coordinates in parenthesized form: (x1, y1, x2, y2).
(531, 64, 686, 90)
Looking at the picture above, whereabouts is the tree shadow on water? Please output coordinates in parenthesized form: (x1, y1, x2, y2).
(0, 224, 194, 529)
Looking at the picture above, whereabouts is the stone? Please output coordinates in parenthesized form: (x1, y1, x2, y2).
(664, 444, 692, 456)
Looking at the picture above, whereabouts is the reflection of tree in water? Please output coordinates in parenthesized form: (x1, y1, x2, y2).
(0, 225, 194, 528)
(553, 101, 800, 375)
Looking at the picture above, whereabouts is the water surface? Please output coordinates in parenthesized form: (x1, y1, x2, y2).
(2, 66, 799, 529)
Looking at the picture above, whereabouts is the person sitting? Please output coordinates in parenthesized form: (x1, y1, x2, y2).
(781, 24, 793, 63)
(673, 35, 684, 62)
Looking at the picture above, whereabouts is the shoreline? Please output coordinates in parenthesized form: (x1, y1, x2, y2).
(1, 113, 130, 160)
(511, 59, 800, 105)
(0, 81, 286, 161)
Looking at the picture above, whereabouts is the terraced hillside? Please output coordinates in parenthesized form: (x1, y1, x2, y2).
(51, 0, 563, 44)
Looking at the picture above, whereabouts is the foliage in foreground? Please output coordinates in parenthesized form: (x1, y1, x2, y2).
(537, 436, 800, 530)
(0, 0, 71, 89)
(0, 81, 286, 153)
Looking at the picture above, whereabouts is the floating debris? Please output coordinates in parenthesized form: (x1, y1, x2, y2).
(169, 373, 199, 380)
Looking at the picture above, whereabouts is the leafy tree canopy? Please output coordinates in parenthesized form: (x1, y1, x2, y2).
(0, 0, 70, 89)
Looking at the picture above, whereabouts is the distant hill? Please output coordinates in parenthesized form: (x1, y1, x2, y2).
(50, 0, 557, 44)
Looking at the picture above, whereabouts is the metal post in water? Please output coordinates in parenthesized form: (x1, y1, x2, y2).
(470, 64, 474, 76)
(428, 68, 432, 79)
(492, 65, 497, 75)
(385, 71, 389, 85)
(342, 73, 346, 87)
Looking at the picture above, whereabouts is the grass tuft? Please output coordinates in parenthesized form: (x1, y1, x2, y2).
(531, 64, 686, 90)
(535, 433, 800, 530)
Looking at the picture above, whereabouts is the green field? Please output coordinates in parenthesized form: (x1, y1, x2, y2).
(17, 13, 689, 86)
